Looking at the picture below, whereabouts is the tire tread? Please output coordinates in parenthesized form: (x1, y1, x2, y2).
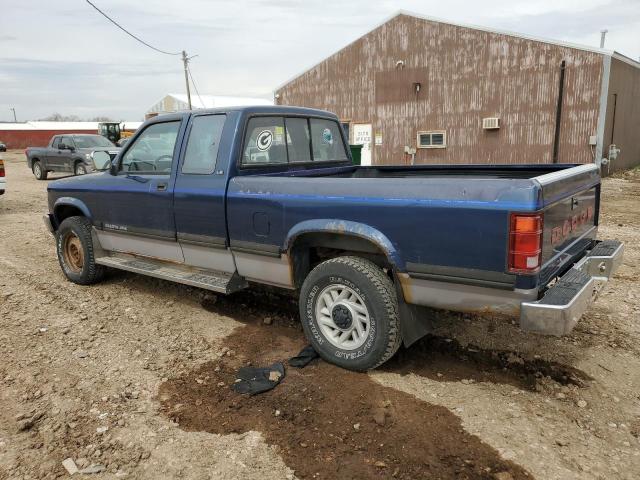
(306, 256, 401, 370)
(57, 216, 105, 285)
(33, 160, 47, 180)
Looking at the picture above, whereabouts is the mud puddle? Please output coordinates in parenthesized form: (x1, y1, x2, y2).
(384, 335, 591, 390)
(203, 290, 591, 391)
(159, 292, 534, 480)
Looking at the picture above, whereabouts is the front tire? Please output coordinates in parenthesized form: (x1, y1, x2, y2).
(299, 256, 401, 371)
(32, 161, 47, 180)
(56, 216, 105, 285)
(75, 163, 87, 175)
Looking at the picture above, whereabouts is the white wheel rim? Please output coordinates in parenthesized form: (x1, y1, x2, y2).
(34, 164, 41, 176)
(315, 284, 370, 350)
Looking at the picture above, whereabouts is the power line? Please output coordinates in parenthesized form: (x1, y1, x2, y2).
(187, 65, 204, 109)
(84, 0, 181, 56)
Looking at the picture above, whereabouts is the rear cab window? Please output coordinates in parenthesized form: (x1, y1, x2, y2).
(242, 117, 287, 165)
(310, 118, 348, 162)
(241, 116, 348, 167)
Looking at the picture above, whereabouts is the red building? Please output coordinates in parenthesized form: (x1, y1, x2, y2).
(0, 122, 142, 149)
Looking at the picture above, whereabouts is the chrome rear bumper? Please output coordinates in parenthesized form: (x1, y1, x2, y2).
(520, 240, 624, 336)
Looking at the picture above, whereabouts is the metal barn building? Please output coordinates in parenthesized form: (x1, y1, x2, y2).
(275, 12, 640, 172)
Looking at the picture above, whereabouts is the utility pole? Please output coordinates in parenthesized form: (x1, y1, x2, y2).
(600, 29, 608, 48)
(182, 50, 192, 110)
(10, 108, 16, 122)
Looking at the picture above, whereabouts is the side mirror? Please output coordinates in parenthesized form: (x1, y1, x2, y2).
(109, 160, 118, 176)
(92, 151, 112, 171)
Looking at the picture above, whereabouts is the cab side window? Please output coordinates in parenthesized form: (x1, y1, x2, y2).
(60, 136, 74, 150)
(51, 137, 60, 149)
(242, 117, 287, 165)
(120, 121, 180, 174)
(182, 115, 226, 174)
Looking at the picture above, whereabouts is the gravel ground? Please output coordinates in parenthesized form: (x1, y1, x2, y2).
(0, 149, 638, 480)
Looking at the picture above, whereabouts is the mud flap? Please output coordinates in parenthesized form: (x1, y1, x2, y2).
(394, 274, 434, 347)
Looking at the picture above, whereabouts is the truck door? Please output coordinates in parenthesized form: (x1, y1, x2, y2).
(45, 136, 61, 170)
(59, 136, 76, 172)
(92, 119, 184, 262)
(173, 113, 235, 273)
(48, 136, 71, 171)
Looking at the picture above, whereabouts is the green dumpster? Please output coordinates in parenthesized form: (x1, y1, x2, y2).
(349, 144, 363, 166)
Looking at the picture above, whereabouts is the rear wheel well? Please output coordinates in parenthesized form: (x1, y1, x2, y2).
(289, 232, 393, 289)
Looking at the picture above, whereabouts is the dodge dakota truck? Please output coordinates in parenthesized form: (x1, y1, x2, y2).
(43, 106, 624, 371)
(26, 134, 119, 180)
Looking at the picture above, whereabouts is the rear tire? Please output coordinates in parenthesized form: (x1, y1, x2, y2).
(56, 216, 105, 285)
(299, 256, 401, 371)
(75, 163, 87, 175)
(33, 161, 47, 180)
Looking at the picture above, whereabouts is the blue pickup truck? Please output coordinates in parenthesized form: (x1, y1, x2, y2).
(44, 106, 623, 370)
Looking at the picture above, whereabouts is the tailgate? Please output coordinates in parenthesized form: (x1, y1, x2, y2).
(535, 164, 600, 267)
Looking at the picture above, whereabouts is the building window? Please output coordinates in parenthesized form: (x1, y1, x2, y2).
(417, 131, 446, 149)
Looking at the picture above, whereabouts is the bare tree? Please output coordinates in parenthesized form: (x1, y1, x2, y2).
(39, 113, 82, 122)
(38, 113, 114, 122)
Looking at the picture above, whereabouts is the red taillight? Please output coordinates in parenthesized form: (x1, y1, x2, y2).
(0, 160, 4, 177)
(509, 213, 543, 273)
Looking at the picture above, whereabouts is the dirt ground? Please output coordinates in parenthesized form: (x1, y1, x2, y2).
(0, 149, 638, 480)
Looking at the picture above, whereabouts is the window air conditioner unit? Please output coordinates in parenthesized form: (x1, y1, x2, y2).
(482, 117, 500, 130)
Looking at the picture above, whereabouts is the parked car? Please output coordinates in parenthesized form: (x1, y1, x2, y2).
(43, 106, 623, 371)
(0, 156, 5, 195)
(0, 140, 7, 152)
(25, 134, 119, 180)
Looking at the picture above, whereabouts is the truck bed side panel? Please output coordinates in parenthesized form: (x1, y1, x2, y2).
(226, 176, 540, 278)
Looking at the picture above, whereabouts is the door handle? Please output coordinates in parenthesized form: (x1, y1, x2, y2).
(156, 182, 168, 192)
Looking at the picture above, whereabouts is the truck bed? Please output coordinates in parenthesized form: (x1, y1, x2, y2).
(341, 164, 577, 179)
(230, 163, 601, 296)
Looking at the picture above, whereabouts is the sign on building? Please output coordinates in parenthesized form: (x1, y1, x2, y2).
(353, 124, 372, 166)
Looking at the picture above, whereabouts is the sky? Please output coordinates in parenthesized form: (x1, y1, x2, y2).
(0, 0, 638, 122)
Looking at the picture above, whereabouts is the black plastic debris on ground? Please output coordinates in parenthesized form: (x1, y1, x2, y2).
(288, 345, 319, 368)
(232, 362, 285, 395)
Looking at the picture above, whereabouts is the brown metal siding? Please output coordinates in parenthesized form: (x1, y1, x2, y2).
(603, 58, 640, 172)
(276, 14, 604, 166)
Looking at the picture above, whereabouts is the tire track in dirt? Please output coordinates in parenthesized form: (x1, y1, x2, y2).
(157, 292, 545, 480)
(384, 335, 591, 390)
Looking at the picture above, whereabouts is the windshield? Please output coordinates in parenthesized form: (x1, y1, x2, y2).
(73, 135, 115, 148)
